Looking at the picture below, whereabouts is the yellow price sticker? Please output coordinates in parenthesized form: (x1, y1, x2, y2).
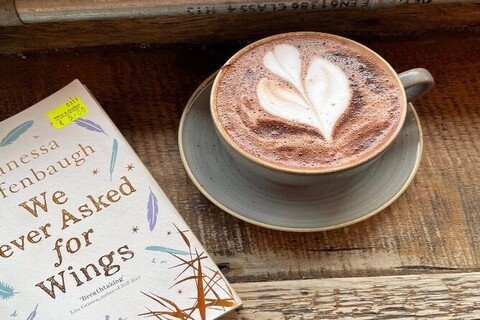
(47, 96, 89, 129)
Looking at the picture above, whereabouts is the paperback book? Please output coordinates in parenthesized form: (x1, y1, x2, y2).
(0, 80, 241, 319)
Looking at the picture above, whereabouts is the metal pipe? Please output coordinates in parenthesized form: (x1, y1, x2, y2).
(1, 0, 477, 26)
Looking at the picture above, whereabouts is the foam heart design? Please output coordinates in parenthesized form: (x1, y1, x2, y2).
(257, 44, 352, 143)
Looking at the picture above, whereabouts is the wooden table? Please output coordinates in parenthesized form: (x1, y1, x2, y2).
(1, 4, 480, 318)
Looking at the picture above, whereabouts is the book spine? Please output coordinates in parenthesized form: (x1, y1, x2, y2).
(0, 0, 22, 26)
(1, 0, 474, 26)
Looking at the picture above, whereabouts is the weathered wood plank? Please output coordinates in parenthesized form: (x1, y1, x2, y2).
(228, 272, 480, 319)
(0, 3, 479, 53)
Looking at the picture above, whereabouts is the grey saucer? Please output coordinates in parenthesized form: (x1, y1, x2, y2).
(178, 75, 423, 232)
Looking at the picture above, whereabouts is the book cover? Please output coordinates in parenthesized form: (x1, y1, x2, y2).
(0, 80, 241, 319)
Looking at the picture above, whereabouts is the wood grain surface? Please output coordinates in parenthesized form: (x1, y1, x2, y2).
(228, 272, 480, 318)
(1, 18, 479, 312)
(0, 3, 479, 53)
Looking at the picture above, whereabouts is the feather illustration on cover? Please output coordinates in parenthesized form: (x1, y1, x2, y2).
(0, 80, 241, 319)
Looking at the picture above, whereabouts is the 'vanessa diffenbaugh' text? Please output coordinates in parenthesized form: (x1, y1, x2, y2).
(0, 140, 94, 200)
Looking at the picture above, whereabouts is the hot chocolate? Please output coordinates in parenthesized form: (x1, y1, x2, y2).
(211, 32, 406, 172)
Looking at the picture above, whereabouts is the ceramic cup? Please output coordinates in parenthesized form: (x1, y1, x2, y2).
(210, 32, 433, 186)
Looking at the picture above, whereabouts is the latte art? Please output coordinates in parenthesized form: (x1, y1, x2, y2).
(257, 44, 351, 143)
(212, 33, 406, 172)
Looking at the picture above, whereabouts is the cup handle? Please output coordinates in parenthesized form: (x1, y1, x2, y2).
(398, 68, 434, 102)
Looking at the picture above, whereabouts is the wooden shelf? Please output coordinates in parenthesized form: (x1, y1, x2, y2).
(0, 3, 479, 53)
